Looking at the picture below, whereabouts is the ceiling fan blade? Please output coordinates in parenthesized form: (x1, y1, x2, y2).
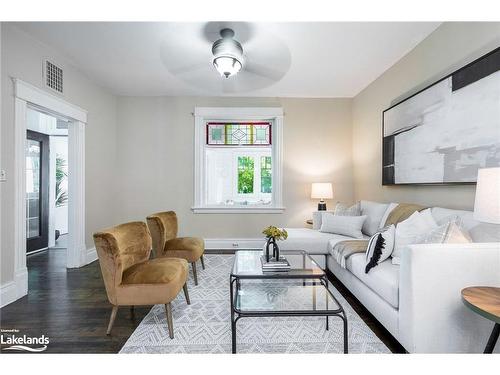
(169, 62, 209, 75)
(244, 60, 285, 81)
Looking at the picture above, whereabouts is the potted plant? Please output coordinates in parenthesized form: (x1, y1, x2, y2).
(262, 226, 288, 262)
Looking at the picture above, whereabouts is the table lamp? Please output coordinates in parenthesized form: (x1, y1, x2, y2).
(311, 182, 333, 211)
(474, 167, 500, 224)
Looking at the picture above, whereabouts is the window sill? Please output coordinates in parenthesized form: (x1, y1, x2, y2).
(191, 206, 286, 214)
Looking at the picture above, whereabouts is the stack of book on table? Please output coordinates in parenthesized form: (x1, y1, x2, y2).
(260, 255, 291, 272)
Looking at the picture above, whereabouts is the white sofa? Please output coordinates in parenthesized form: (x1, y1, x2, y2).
(281, 203, 500, 353)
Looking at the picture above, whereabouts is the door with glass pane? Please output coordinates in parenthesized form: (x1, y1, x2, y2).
(26, 130, 49, 253)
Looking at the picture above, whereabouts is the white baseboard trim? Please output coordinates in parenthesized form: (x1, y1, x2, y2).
(1, 267, 28, 308)
(0, 281, 17, 308)
(85, 247, 98, 265)
(204, 238, 265, 250)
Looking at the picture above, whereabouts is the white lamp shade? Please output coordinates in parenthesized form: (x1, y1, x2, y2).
(473, 167, 500, 224)
(311, 183, 333, 199)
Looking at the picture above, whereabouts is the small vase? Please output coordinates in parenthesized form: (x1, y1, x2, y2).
(272, 239, 280, 261)
(265, 237, 276, 262)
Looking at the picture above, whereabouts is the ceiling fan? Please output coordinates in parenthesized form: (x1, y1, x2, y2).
(159, 22, 291, 93)
(211, 28, 243, 78)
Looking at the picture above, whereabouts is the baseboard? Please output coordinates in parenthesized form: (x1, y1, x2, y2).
(204, 238, 265, 250)
(85, 247, 98, 265)
(0, 281, 17, 308)
(0, 267, 28, 308)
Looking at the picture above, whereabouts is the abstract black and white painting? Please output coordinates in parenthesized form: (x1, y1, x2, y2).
(382, 47, 500, 185)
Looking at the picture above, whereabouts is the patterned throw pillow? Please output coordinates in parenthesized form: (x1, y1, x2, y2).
(418, 217, 472, 244)
(365, 225, 395, 273)
(334, 201, 361, 216)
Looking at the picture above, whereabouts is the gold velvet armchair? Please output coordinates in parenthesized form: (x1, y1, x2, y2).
(93, 221, 190, 338)
(146, 211, 205, 285)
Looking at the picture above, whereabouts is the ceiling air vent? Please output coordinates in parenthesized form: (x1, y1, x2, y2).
(44, 60, 63, 94)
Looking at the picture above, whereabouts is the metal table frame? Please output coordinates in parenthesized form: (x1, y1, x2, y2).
(229, 251, 348, 354)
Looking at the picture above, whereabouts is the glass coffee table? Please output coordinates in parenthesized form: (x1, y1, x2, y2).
(229, 250, 348, 353)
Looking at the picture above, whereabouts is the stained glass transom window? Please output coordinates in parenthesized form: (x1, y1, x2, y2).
(207, 122, 272, 145)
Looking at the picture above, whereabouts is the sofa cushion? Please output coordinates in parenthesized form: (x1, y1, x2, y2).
(392, 209, 438, 265)
(360, 200, 389, 236)
(347, 253, 400, 309)
(320, 213, 367, 239)
(280, 228, 364, 255)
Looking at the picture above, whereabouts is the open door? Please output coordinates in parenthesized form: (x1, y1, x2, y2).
(26, 129, 50, 253)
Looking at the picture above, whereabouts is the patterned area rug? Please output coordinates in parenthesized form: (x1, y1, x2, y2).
(120, 254, 390, 353)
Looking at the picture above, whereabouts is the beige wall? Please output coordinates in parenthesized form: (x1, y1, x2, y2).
(1, 24, 118, 284)
(352, 22, 500, 209)
(114, 96, 353, 238)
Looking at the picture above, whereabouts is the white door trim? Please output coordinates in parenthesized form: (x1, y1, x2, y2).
(12, 78, 88, 304)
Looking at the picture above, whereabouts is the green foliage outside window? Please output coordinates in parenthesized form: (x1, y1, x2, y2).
(238, 156, 254, 194)
(261, 156, 272, 193)
(55, 157, 68, 207)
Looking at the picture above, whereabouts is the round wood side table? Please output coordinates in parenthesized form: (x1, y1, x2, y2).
(461, 286, 500, 353)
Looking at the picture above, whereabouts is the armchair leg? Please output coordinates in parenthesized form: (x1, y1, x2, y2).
(165, 303, 174, 339)
(106, 306, 119, 335)
(200, 255, 205, 270)
(183, 283, 191, 305)
(191, 262, 198, 286)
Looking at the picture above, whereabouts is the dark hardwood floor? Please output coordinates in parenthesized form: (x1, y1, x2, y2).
(0, 249, 405, 353)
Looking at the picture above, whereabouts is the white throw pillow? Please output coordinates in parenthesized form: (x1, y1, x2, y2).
(379, 202, 398, 227)
(333, 202, 361, 216)
(319, 213, 367, 239)
(312, 210, 334, 230)
(391, 209, 438, 265)
(360, 200, 390, 236)
(365, 224, 396, 273)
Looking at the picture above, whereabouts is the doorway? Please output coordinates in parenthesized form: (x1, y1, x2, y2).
(26, 129, 50, 253)
(12, 79, 88, 304)
(25, 107, 69, 257)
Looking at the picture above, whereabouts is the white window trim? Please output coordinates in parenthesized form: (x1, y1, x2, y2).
(192, 107, 285, 214)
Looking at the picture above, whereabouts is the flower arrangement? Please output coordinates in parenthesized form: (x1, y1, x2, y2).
(262, 226, 288, 263)
(262, 226, 288, 241)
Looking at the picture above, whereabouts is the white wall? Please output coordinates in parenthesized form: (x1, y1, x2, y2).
(352, 22, 500, 209)
(114, 96, 354, 238)
(1, 24, 118, 285)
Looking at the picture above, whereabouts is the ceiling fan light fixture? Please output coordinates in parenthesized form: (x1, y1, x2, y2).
(212, 28, 243, 78)
(213, 56, 242, 78)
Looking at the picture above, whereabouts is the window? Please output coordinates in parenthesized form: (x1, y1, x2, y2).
(193, 108, 284, 213)
(237, 156, 254, 194)
(261, 156, 272, 193)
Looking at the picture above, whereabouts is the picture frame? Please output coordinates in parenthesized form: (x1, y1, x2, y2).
(382, 47, 500, 185)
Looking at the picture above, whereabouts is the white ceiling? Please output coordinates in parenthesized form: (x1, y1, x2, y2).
(13, 22, 441, 97)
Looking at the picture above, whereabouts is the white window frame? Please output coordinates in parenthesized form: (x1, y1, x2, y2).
(193, 107, 284, 214)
